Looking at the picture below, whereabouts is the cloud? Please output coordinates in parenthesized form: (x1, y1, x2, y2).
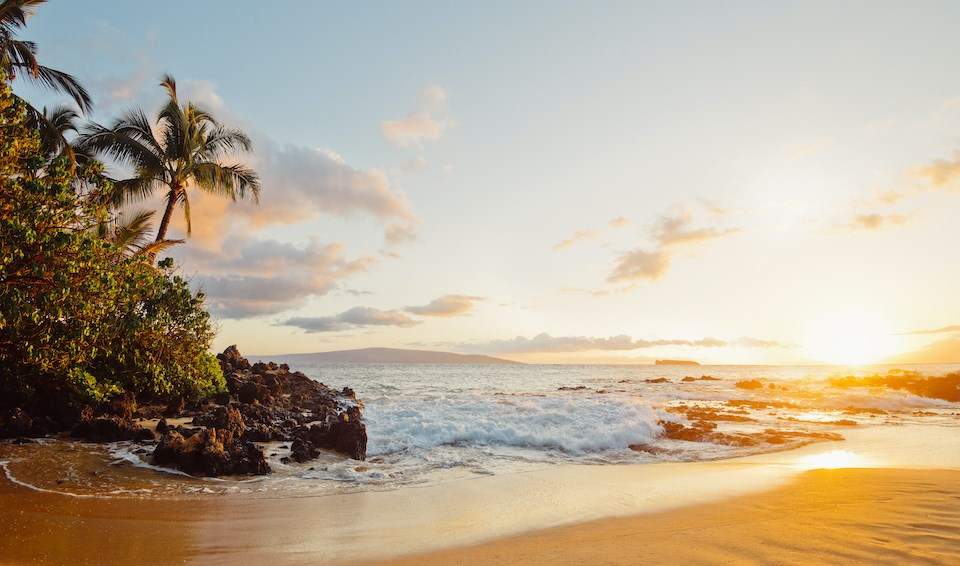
(608, 249, 671, 282)
(849, 213, 908, 231)
(554, 230, 601, 250)
(653, 206, 739, 246)
(283, 307, 420, 333)
(911, 150, 960, 191)
(606, 205, 737, 284)
(897, 325, 960, 336)
(397, 156, 428, 172)
(384, 221, 418, 246)
(456, 333, 788, 354)
(381, 113, 446, 147)
(406, 295, 485, 317)
(179, 238, 374, 319)
(609, 216, 630, 228)
(381, 85, 452, 147)
(249, 141, 419, 244)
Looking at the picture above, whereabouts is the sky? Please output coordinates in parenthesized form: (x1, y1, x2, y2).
(16, 0, 960, 364)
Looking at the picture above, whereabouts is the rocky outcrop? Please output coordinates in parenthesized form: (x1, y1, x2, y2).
(0, 345, 367, 479)
(831, 371, 960, 402)
(153, 428, 270, 476)
(148, 346, 367, 476)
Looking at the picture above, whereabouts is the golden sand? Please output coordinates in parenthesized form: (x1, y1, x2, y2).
(367, 468, 960, 565)
(0, 467, 957, 565)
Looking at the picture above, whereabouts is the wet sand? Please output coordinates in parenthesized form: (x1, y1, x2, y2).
(1, 424, 958, 564)
(1, 467, 958, 565)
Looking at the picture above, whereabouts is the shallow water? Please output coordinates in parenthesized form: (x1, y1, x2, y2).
(1, 363, 957, 499)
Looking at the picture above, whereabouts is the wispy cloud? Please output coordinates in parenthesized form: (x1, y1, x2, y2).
(911, 150, 960, 191)
(608, 249, 671, 282)
(609, 216, 630, 228)
(897, 325, 960, 336)
(455, 333, 788, 354)
(283, 307, 420, 333)
(607, 204, 737, 284)
(554, 229, 601, 250)
(381, 85, 453, 147)
(848, 213, 908, 231)
(652, 205, 739, 246)
(406, 295, 485, 317)
(185, 238, 374, 319)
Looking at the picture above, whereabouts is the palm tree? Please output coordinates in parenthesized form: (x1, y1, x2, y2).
(0, 0, 92, 113)
(97, 209, 185, 259)
(79, 74, 260, 249)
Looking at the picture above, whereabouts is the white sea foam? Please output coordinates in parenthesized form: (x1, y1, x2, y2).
(108, 444, 195, 478)
(821, 390, 955, 411)
(364, 392, 665, 456)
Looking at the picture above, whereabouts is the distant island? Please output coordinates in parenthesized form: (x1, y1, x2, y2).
(655, 359, 700, 366)
(251, 347, 524, 365)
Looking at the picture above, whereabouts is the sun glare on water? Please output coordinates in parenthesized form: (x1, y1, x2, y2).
(796, 450, 868, 470)
(802, 310, 894, 365)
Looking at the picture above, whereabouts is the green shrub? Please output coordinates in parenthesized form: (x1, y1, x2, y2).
(0, 73, 223, 411)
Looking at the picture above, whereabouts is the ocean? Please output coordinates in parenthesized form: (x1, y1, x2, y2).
(1, 363, 958, 499)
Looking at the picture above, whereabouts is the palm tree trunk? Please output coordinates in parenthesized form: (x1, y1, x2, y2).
(154, 189, 178, 244)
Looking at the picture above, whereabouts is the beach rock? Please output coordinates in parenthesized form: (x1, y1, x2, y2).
(238, 381, 272, 405)
(0, 408, 33, 437)
(72, 417, 153, 443)
(149, 346, 368, 468)
(646, 378, 671, 383)
(334, 421, 367, 460)
(163, 397, 185, 417)
(735, 379, 764, 390)
(218, 344, 250, 371)
(156, 418, 169, 434)
(153, 429, 270, 476)
(99, 393, 136, 421)
(241, 423, 274, 442)
(289, 437, 317, 463)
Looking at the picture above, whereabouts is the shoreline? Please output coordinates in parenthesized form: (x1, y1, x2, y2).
(0, 424, 957, 563)
(366, 467, 960, 565)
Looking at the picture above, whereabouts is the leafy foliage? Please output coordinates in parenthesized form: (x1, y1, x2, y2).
(0, 74, 223, 410)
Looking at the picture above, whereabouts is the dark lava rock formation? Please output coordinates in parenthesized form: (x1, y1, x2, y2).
(150, 346, 367, 476)
(0, 346, 367, 478)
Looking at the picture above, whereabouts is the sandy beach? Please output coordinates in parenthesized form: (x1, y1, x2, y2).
(368, 468, 960, 565)
(1, 466, 957, 565)
(1, 424, 958, 565)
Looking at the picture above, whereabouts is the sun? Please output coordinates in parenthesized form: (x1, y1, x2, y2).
(802, 310, 894, 365)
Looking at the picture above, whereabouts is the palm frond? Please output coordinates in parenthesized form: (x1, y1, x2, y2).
(112, 208, 156, 250)
(131, 237, 184, 259)
(0, 1, 46, 32)
(191, 162, 261, 203)
(177, 188, 191, 236)
(203, 125, 252, 159)
(33, 103, 79, 160)
(29, 64, 92, 112)
(78, 121, 165, 173)
(159, 74, 177, 104)
(2, 38, 36, 77)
